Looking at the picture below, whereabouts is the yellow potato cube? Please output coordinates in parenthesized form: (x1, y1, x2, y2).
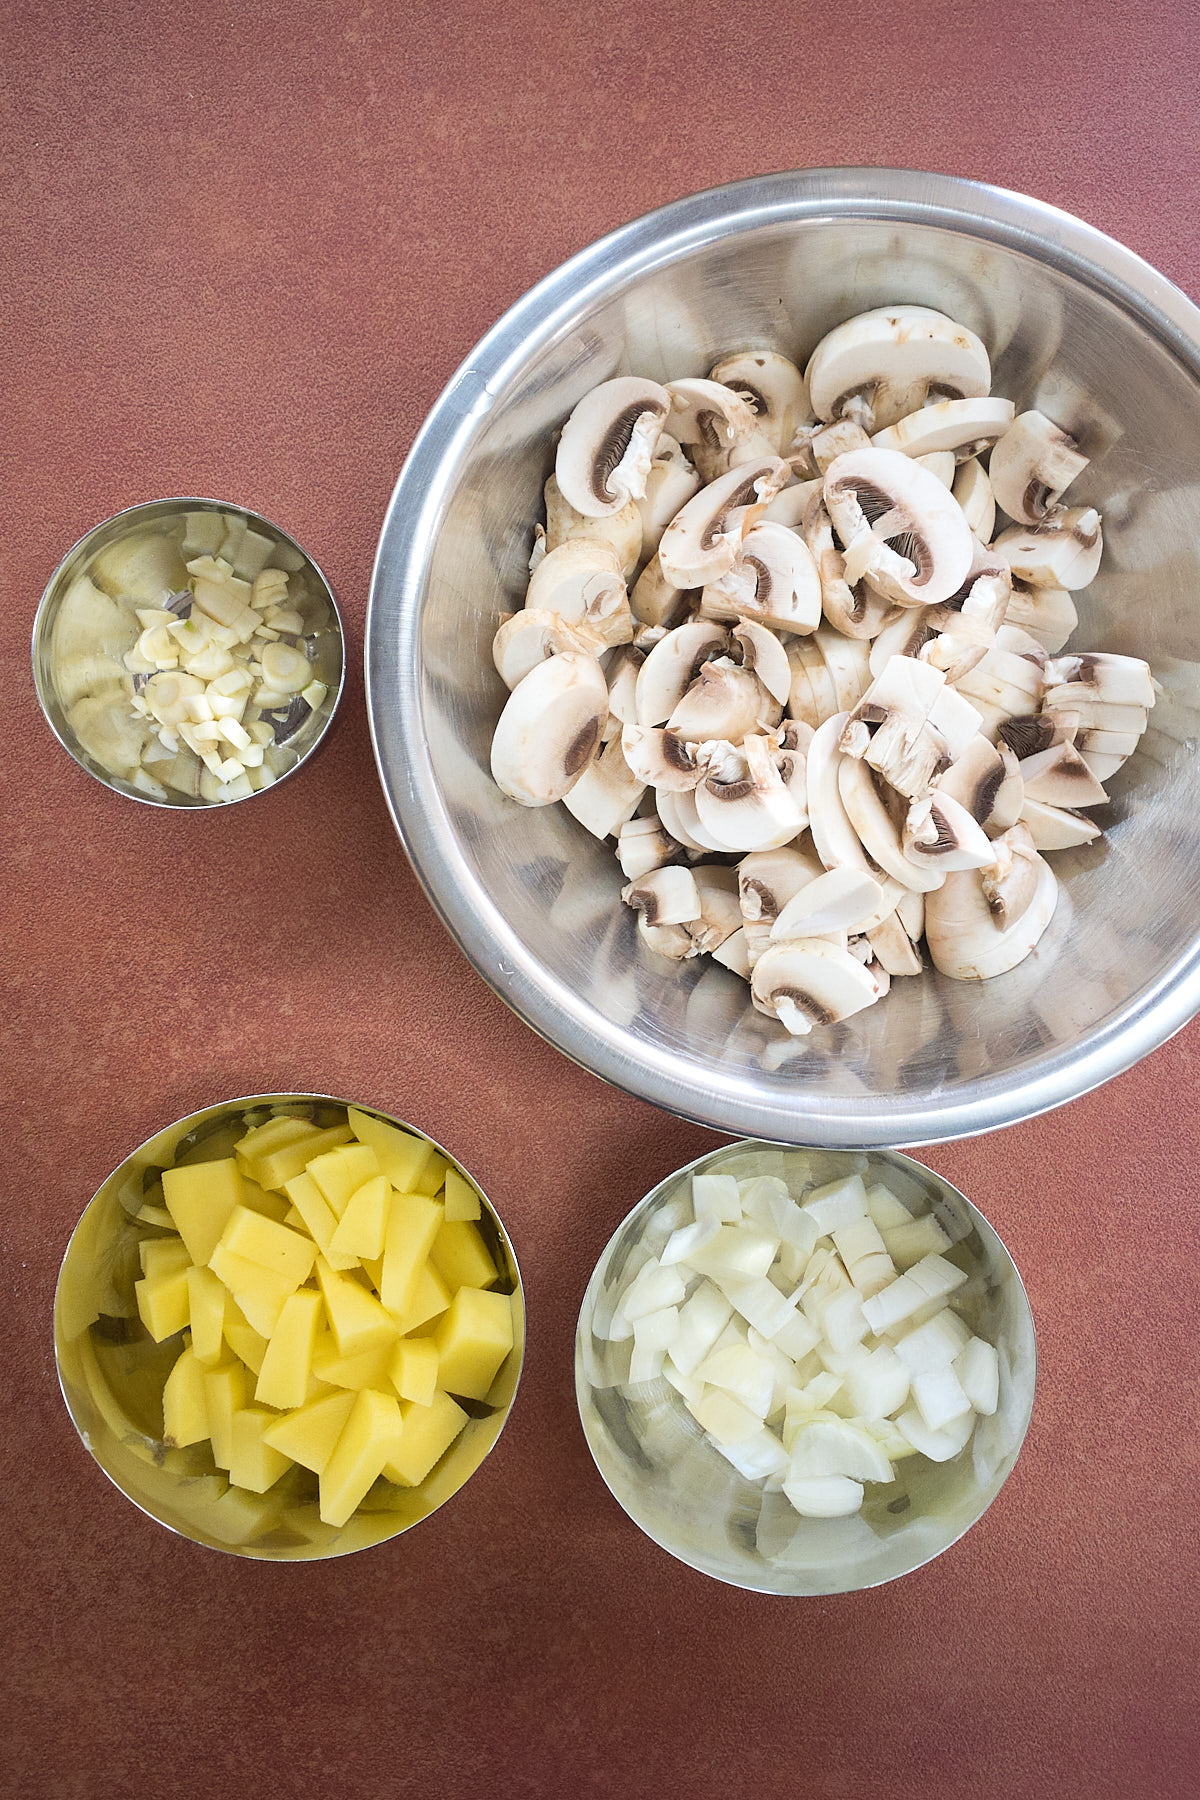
(382, 1390, 468, 1487)
(443, 1168, 482, 1222)
(283, 1205, 307, 1232)
(318, 1388, 403, 1527)
(135, 1268, 190, 1342)
(380, 1192, 444, 1317)
(394, 1262, 452, 1334)
(215, 1206, 316, 1287)
(234, 1115, 318, 1173)
(316, 1258, 397, 1356)
(139, 1235, 191, 1279)
(434, 1287, 514, 1401)
(329, 1175, 390, 1261)
(185, 1263, 227, 1365)
(307, 1143, 381, 1217)
(223, 1297, 269, 1373)
(229, 1408, 294, 1494)
(255, 1289, 323, 1410)
(411, 1151, 449, 1198)
(250, 1123, 353, 1193)
(430, 1219, 498, 1293)
(283, 1171, 358, 1271)
(388, 1337, 438, 1407)
(238, 1178, 293, 1225)
(347, 1107, 436, 1191)
(208, 1244, 295, 1336)
(263, 1390, 356, 1474)
(162, 1157, 244, 1264)
(311, 1334, 395, 1392)
(162, 1345, 209, 1447)
(204, 1362, 249, 1469)
(136, 1204, 175, 1230)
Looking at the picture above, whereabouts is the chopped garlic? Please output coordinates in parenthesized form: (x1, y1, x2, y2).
(301, 679, 328, 712)
(217, 717, 251, 751)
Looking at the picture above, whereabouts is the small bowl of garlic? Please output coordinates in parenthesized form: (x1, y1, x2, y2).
(576, 1140, 1036, 1594)
(32, 497, 344, 806)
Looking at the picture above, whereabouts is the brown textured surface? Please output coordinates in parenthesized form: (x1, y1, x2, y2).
(3, 2, 1200, 1795)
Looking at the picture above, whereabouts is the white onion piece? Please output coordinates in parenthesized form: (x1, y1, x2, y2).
(782, 1475, 865, 1517)
(911, 1366, 973, 1430)
(692, 1172, 741, 1223)
(893, 1310, 971, 1375)
(955, 1336, 1000, 1414)
(800, 1175, 869, 1233)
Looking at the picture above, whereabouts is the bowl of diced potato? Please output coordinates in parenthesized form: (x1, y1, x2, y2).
(54, 1094, 524, 1558)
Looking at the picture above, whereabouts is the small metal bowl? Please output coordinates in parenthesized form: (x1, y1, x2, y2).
(32, 497, 344, 807)
(55, 1093, 525, 1561)
(576, 1140, 1035, 1596)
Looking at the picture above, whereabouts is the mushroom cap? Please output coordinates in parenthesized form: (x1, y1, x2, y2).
(525, 537, 632, 646)
(733, 619, 792, 706)
(630, 553, 697, 630)
(708, 350, 809, 454)
(555, 376, 671, 518)
(925, 839, 1058, 979)
(871, 396, 1015, 458)
(562, 733, 646, 839)
(616, 813, 686, 880)
(701, 520, 823, 635)
(836, 753, 947, 894)
(622, 863, 702, 926)
(751, 937, 885, 1034)
(805, 306, 991, 432)
(902, 789, 996, 871)
(694, 733, 807, 853)
(492, 607, 605, 689)
(621, 723, 706, 792)
(544, 474, 643, 579)
(490, 650, 610, 806)
(823, 447, 975, 608)
(988, 410, 1089, 526)
(635, 434, 703, 559)
(770, 867, 887, 939)
(667, 656, 776, 742)
(992, 507, 1103, 589)
(1018, 797, 1102, 851)
(737, 843, 824, 923)
(634, 618, 728, 725)
(951, 457, 996, 542)
(658, 458, 790, 590)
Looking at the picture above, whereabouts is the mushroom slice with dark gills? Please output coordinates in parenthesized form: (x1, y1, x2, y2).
(751, 938, 886, 1035)
(1004, 579, 1077, 654)
(636, 434, 702, 561)
(708, 350, 810, 455)
(988, 410, 1089, 526)
(902, 789, 996, 872)
(554, 377, 671, 518)
(700, 519, 824, 634)
(870, 396, 1015, 459)
(621, 724, 708, 792)
(993, 506, 1103, 589)
(685, 865, 744, 955)
(563, 733, 646, 839)
(490, 650, 610, 806)
(732, 619, 792, 708)
(738, 843, 824, 936)
(912, 542, 1012, 683)
(1018, 738, 1109, 809)
(694, 734, 807, 853)
(633, 618, 729, 725)
(544, 475, 642, 580)
(801, 493, 893, 640)
(925, 824, 1058, 980)
(1018, 797, 1102, 852)
(658, 458, 790, 589)
(823, 447, 974, 608)
(836, 755, 947, 894)
(805, 306, 992, 433)
(935, 734, 1025, 836)
(621, 864, 702, 926)
(492, 608, 605, 689)
(665, 377, 776, 482)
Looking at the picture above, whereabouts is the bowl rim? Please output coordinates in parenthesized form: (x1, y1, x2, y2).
(53, 1090, 526, 1561)
(573, 1139, 1038, 1596)
(366, 165, 1200, 1147)
(32, 494, 346, 811)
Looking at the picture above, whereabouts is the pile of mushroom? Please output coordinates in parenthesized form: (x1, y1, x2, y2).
(488, 307, 1157, 1038)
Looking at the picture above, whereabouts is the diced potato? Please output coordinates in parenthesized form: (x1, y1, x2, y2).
(346, 1107, 436, 1192)
(315, 1258, 397, 1355)
(443, 1168, 482, 1222)
(135, 1268, 190, 1342)
(238, 1179, 293, 1225)
(229, 1408, 294, 1494)
(311, 1335, 395, 1392)
(250, 1124, 354, 1192)
(255, 1289, 323, 1410)
(283, 1171, 358, 1271)
(208, 1245, 295, 1336)
(394, 1261, 452, 1334)
(433, 1287, 514, 1401)
(204, 1362, 249, 1469)
(185, 1264, 228, 1365)
(222, 1297, 268, 1373)
(307, 1144, 382, 1217)
(262, 1390, 356, 1474)
(235, 1115, 318, 1173)
(162, 1345, 209, 1447)
(138, 1235, 191, 1279)
(215, 1207, 317, 1288)
(162, 1157, 245, 1264)
(411, 1151, 449, 1199)
(429, 1219, 498, 1293)
(388, 1337, 438, 1407)
(380, 1192, 444, 1317)
(283, 1205, 307, 1232)
(329, 1175, 390, 1261)
(318, 1388, 403, 1527)
(382, 1390, 468, 1487)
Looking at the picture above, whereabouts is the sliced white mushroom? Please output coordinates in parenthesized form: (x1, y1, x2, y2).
(492, 608, 605, 688)
(954, 633, 1047, 738)
(738, 844, 824, 928)
(636, 433, 702, 561)
(686, 865, 744, 954)
(1019, 797, 1102, 851)
(1072, 726, 1145, 784)
(525, 538, 632, 647)
(711, 927, 752, 980)
(658, 458, 790, 589)
(786, 634, 839, 729)
(871, 396, 1014, 458)
(621, 724, 706, 792)
(806, 712, 878, 876)
(622, 864, 702, 925)
(865, 908, 924, 977)
(751, 938, 885, 1034)
(694, 734, 807, 853)
(544, 474, 642, 579)
(634, 618, 728, 724)
(805, 306, 991, 433)
(801, 496, 892, 639)
(837, 755, 946, 893)
(761, 475, 823, 528)
(1018, 740, 1109, 808)
(1004, 580, 1077, 653)
(993, 507, 1103, 589)
(823, 447, 974, 608)
(655, 785, 712, 852)
(903, 790, 996, 871)
(668, 656, 778, 741)
(925, 826, 1058, 979)
(814, 626, 873, 712)
(490, 651, 609, 806)
(665, 377, 775, 482)
(771, 867, 887, 939)
(563, 733, 646, 838)
(605, 645, 645, 725)
(839, 656, 954, 799)
(1044, 651, 1156, 710)
(555, 377, 671, 518)
(617, 813, 686, 880)
(934, 734, 1024, 835)
(732, 620, 791, 706)
(951, 457, 996, 542)
(809, 419, 873, 472)
(988, 410, 1089, 525)
(708, 350, 809, 455)
(916, 451, 956, 488)
(637, 915, 697, 961)
(867, 606, 937, 677)
(630, 553, 697, 630)
(700, 519, 823, 634)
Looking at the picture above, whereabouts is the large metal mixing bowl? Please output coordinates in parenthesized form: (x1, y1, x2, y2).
(367, 168, 1200, 1146)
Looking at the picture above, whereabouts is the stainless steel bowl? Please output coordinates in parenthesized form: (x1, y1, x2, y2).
(368, 167, 1200, 1146)
(54, 1093, 525, 1560)
(33, 496, 344, 807)
(576, 1142, 1036, 1595)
